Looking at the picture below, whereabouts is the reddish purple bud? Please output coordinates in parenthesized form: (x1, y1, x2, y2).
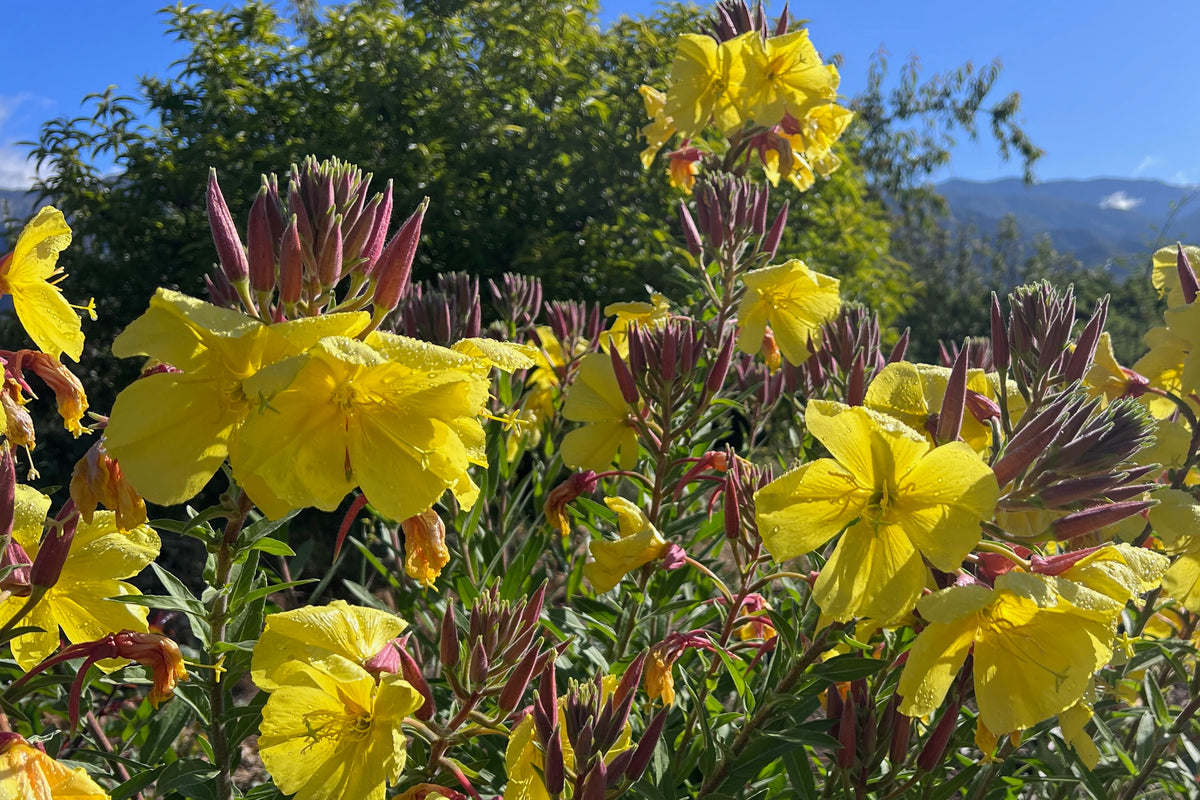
(705, 331, 736, 393)
(710, 199, 725, 250)
(1051, 500, 1152, 541)
(247, 187, 277, 294)
(543, 726, 565, 794)
(774, 1, 789, 35)
(887, 328, 910, 364)
(579, 762, 606, 800)
(661, 543, 687, 569)
(990, 294, 1009, 371)
(537, 665, 559, 729)
(762, 200, 788, 259)
(1179, 244, 1200, 305)
(373, 198, 428, 313)
(660, 326, 678, 384)
(846, 351, 865, 407)
(468, 637, 489, 685)
(888, 714, 912, 766)
(317, 214, 344, 288)
(0, 539, 31, 595)
(30, 507, 78, 591)
(723, 477, 742, 540)
(626, 709, 666, 781)
(395, 642, 436, 721)
(964, 390, 1001, 424)
(916, 703, 960, 772)
(1064, 299, 1108, 383)
(610, 347, 640, 406)
(361, 181, 394, 276)
(207, 169, 249, 283)
(836, 687, 857, 768)
(680, 203, 702, 257)
(0, 447, 14, 550)
(936, 347, 969, 444)
(498, 647, 541, 713)
(278, 217, 304, 306)
(1029, 544, 1105, 576)
(440, 603, 459, 669)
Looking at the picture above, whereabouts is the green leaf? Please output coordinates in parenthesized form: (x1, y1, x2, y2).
(809, 654, 887, 682)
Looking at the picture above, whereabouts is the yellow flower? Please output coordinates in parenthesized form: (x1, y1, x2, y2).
(1150, 244, 1200, 303)
(258, 655, 422, 800)
(1059, 699, 1100, 769)
(734, 30, 838, 129)
(252, 600, 408, 691)
(754, 401, 999, 623)
(233, 333, 489, 521)
(0, 206, 86, 362)
(584, 497, 668, 593)
(865, 361, 993, 453)
(1148, 489, 1200, 611)
(664, 33, 747, 137)
(601, 292, 670, 356)
(638, 85, 676, 167)
(737, 260, 841, 366)
(1054, 543, 1167, 606)
(897, 571, 1120, 735)
(0, 486, 159, 670)
(668, 148, 701, 193)
(105, 289, 368, 506)
(0, 733, 109, 799)
(1132, 325, 1187, 418)
(559, 353, 639, 471)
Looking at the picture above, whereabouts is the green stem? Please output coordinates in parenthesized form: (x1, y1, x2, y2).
(207, 491, 254, 800)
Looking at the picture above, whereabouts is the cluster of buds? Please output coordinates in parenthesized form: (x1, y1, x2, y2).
(787, 304, 905, 405)
(531, 657, 665, 796)
(389, 272, 482, 347)
(613, 319, 735, 418)
(542, 301, 604, 368)
(707, 0, 787, 41)
(441, 584, 559, 716)
(992, 283, 1108, 402)
(936, 337, 994, 370)
(685, 175, 786, 267)
(13, 629, 187, 729)
(724, 454, 773, 553)
(205, 156, 427, 328)
(993, 390, 1156, 541)
(488, 273, 544, 336)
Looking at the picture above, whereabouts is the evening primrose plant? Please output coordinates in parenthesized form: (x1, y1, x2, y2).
(0, 2, 1197, 799)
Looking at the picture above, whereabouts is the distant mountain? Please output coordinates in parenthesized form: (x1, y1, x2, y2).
(935, 178, 1200, 275)
(0, 189, 36, 223)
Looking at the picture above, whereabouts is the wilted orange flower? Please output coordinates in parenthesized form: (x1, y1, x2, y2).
(401, 509, 450, 589)
(70, 439, 147, 532)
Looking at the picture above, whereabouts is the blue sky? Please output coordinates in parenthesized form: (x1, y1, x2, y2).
(1, 1, 1197, 188)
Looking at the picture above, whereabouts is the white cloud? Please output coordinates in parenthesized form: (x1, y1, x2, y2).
(1133, 155, 1161, 177)
(0, 146, 39, 190)
(1099, 191, 1144, 212)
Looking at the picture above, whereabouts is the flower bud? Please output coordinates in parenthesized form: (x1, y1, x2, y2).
(846, 351, 866, 407)
(543, 725, 565, 795)
(0, 539, 31, 596)
(990, 293, 1009, 371)
(247, 186, 277, 294)
(705, 329, 736, 393)
(372, 198, 429, 316)
(395, 641, 436, 721)
(752, 186, 769, 236)
(836, 686, 857, 768)
(1063, 299, 1108, 383)
(498, 646, 541, 713)
(936, 347, 968, 444)
(1050, 500, 1152, 541)
(316, 214, 344, 288)
(626, 709, 666, 782)
(609, 346, 640, 406)
(964, 390, 1001, 424)
(207, 169, 249, 284)
(468, 636, 489, 685)
(0, 447, 14, 552)
(887, 328, 910, 364)
(440, 603, 459, 668)
(762, 200, 788, 259)
(29, 507, 77, 591)
(679, 203, 702, 257)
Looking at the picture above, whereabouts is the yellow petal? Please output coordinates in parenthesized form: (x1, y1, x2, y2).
(897, 604, 978, 719)
(812, 521, 927, 623)
(754, 460, 863, 560)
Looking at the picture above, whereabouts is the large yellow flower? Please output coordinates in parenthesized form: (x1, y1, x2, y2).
(864, 362, 1024, 455)
(664, 33, 747, 137)
(585, 497, 668, 593)
(898, 571, 1121, 734)
(105, 289, 368, 506)
(258, 655, 422, 800)
(734, 30, 838, 129)
(737, 260, 841, 366)
(251, 600, 408, 691)
(0, 734, 108, 799)
(233, 333, 490, 521)
(754, 401, 999, 623)
(559, 353, 639, 471)
(0, 486, 159, 670)
(0, 206, 86, 362)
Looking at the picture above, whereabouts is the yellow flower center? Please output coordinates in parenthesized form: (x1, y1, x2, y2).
(863, 483, 896, 526)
